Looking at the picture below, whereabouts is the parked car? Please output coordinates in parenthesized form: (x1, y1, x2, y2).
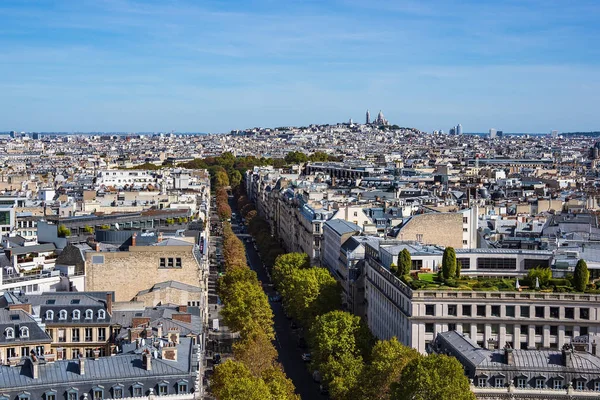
(269, 294, 282, 302)
(301, 353, 311, 362)
(213, 353, 222, 365)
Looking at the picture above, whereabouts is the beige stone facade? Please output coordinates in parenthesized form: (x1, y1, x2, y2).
(85, 245, 202, 302)
(133, 281, 203, 307)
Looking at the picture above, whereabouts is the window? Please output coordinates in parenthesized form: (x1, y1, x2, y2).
(536, 379, 545, 389)
(85, 310, 93, 319)
(59, 310, 68, 320)
(477, 324, 484, 334)
(112, 386, 123, 399)
(168, 258, 174, 268)
(92, 387, 103, 400)
(476, 257, 516, 270)
(175, 258, 182, 268)
(18, 393, 30, 400)
(550, 307, 559, 318)
(506, 306, 515, 318)
(517, 378, 526, 389)
(425, 305, 435, 316)
(581, 326, 589, 336)
(5, 327, 15, 339)
(580, 308, 590, 320)
(491, 305, 500, 317)
(520, 306, 530, 318)
(524, 259, 549, 270)
(477, 305, 486, 317)
(158, 384, 168, 396)
(425, 323, 434, 333)
(576, 380, 585, 391)
(478, 377, 486, 387)
(550, 326, 558, 336)
(98, 310, 106, 319)
(20, 327, 29, 338)
(448, 323, 456, 331)
(491, 324, 499, 334)
(73, 310, 80, 320)
(132, 385, 143, 397)
(98, 328, 106, 342)
(506, 325, 514, 335)
(565, 327, 573, 337)
(159, 258, 166, 268)
(58, 329, 66, 343)
(462, 240, 468, 245)
(46, 391, 56, 400)
(595, 381, 600, 391)
(495, 378, 505, 388)
(535, 326, 543, 335)
(72, 329, 80, 342)
(416, 234, 423, 242)
(85, 328, 93, 342)
(177, 382, 188, 394)
(92, 255, 104, 264)
(463, 217, 468, 224)
(462, 305, 472, 316)
(46, 310, 54, 320)
(535, 307, 545, 318)
(457, 258, 470, 269)
(565, 307, 574, 319)
(553, 380, 563, 390)
(448, 305, 457, 316)
(67, 390, 78, 400)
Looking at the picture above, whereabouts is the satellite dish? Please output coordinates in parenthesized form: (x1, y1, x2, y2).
(141, 338, 146, 346)
(153, 350, 158, 359)
(115, 223, 119, 230)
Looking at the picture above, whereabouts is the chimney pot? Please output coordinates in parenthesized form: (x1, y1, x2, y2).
(131, 232, 137, 247)
(79, 356, 85, 375)
(105, 293, 112, 315)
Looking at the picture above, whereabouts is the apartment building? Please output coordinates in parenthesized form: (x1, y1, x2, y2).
(364, 242, 596, 354)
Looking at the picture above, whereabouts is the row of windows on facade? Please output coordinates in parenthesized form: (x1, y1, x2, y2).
(477, 376, 600, 391)
(2, 346, 107, 359)
(425, 323, 591, 338)
(425, 304, 591, 320)
(45, 309, 106, 321)
(4, 326, 30, 339)
(159, 258, 182, 268)
(0, 381, 190, 400)
(46, 327, 108, 342)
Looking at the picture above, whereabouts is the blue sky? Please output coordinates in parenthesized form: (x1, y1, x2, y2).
(0, 0, 598, 133)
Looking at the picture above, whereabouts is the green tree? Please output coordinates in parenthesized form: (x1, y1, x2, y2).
(391, 354, 475, 400)
(398, 249, 412, 276)
(309, 151, 331, 162)
(574, 259, 590, 292)
(321, 352, 364, 400)
(215, 170, 230, 188)
(526, 267, 552, 287)
(272, 253, 310, 287)
(284, 151, 308, 164)
(220, 280, 274, 340)
(357, 337, 420, 400)
(442, 247, 457, 280)
(211, 360, 271, 400)
(218, 268, 258, 300)
(389, 263, 398, 276)
(456, 260, 462, 278)
(83, 225, 94, 234)
(229, 170, 243, 189)
(57, 224, 71, 238)
(233, 330, 278, 376)
(261, 366, 300, 400)
(308, 310, 363, 367)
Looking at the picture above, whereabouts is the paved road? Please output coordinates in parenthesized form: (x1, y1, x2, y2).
(229, 197, 325, 399)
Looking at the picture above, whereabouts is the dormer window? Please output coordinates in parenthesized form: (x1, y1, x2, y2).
(98, 310, 106, 319)
(20, 327, 29, 338)
(46, 310, 54, 320)
(59, 310, 68, 320)
(73, 310, 81, 320)
(5, 327, 15, 339)
(85, 310, 93, 319)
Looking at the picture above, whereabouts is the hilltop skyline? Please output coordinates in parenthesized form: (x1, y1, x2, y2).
(0, 0, 598, 133)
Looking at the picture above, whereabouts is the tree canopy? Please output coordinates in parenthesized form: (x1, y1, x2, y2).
(442, 247, 456, 280)
(391, 354, 475, 400)
(574, 259, 590, 291)
(398, 249, 412, 276)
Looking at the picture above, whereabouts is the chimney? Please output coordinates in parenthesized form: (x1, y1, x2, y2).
(9, 303, 32, 314)
(95, 242, 100, 252)
(131, 232, 137, 247)
(30, 355, 39, 379)
(177, 305, 188, 313)
(105, 293, 112, 315)
(132, 317, 151, 327)
(562, 344, 574, 368)
(504, 346, 514, 365)
(158, 232, 163, 243)
(93, 349, 100, 360)
(156, 322, 163, 339)
(79, 356, 85, 375)
(172, 313, 192, 324)
(142, 351, 152, 370)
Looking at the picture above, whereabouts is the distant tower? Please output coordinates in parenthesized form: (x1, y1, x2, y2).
(489, 128, 497, 139)
(551, 130, 558, 138)
(457, 124, 463, 135)
(366, 110, 371, 125)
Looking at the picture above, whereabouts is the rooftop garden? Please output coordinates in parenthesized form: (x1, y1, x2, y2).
(390, 247, 598, 294)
